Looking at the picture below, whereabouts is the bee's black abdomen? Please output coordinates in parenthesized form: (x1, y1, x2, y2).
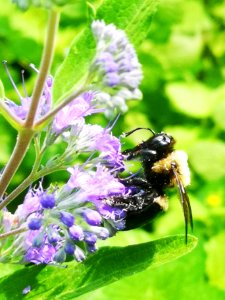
(104, 189, 167, 230)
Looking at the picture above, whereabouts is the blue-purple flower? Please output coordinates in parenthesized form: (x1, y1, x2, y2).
(5, 72, 52, 121)
(52, 91, 102, 133)
(90, 20, 143, 117)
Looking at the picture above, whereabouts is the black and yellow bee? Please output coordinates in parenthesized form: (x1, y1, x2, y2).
(105, 128, 193, 242)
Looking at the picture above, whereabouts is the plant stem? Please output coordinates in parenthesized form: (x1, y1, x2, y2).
(34, 86, 85, 129)
(0, 10, 60, 203)
(0, 163, 67, 210)
(25, 10, 60, 128)
(0, 226, 27, 240)
(0, 130, 34, 200)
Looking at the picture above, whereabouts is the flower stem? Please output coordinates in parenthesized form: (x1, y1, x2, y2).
(0, 162, 67, 209)
(0, 130, 34, 200)
(25, 10, 60, 128)
(34, 86, 85, 130)
(0, 226, 27, 240)
(0, 9, 60, 203)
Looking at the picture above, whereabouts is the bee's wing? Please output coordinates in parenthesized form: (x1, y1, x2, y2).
(171, 163, 193, 243)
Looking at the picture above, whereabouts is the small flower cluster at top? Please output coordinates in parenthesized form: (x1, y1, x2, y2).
(90, 20, 143, 117)
(0, 20, 142, 265)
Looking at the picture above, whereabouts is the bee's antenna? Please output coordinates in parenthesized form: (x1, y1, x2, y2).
(123, 127, 155, 137)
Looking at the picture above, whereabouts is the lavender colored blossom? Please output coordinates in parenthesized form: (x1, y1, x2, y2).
(90, 226, 110, 240)
(15, 188, 41, 220)
(22, 286, 31, 295)
(87, 244, 97, 253)
(52, 91, 101, 133)
(82, 208, 102, 226)
(40, 193, 55, 209)
(24, 243, 57, 264)
(84, 231, 98, 245)
(90, 20, 143, 116)
(69, 225, 84, 241)
(3, 159, 128, 264)
(28, 218, 43, 230)
(60, 211, 74, 227)
(74, 246, 86, 262)
(67, 164, 125, 200)
(5, 73, 52, 120)
(64, 241, 75, 255)
(1, 129, 128, 265)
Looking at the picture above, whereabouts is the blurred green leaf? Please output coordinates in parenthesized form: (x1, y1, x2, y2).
(0, 80, 5, 98)
(212, 100, 225, 130)
(189, 140, 225, 181)
(205, 231, 225, 291)
(53, 0, 158, 102)
(165, 81, 213, 118)
(0, 235, 197, 299)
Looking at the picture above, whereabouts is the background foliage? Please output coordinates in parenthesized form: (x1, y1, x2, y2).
(0, 0, 225, 299)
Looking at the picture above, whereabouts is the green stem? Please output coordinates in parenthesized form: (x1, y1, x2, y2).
(0, 130, 34, 200)
(0, 10, 60, 204)
(25, 10, 60, 128)
(0, 163, 67, 209)
(34, 86, 85, 130)
(0, 226, 27, 240)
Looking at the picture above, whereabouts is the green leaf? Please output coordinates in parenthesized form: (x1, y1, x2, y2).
(0, 80, 5, 99)
(189, 140, 225, 181)
(212, 99, 225, 131)
(165, 81, 213, 118)
(205, 231, 225, 291)
(53, 0, 158, 102)
(77, 232, 223, 300)
(0, 235, 197, 299)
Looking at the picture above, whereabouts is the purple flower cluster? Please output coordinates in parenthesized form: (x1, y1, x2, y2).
(11, 164, 126, 264)
(91, 20, 143, 117)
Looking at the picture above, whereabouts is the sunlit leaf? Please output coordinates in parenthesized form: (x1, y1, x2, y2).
(205, 232, 225, 291)
(165, 81, 213, 118)
(189, 140, 225, 181)
(0, 235, 197, 299)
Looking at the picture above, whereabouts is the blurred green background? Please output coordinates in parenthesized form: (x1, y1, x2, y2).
(0, 0, 225, 299)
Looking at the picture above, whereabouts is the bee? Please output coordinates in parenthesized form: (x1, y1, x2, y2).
(105, 128, 193, 242)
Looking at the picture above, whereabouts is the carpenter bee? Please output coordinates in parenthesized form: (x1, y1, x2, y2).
(105, 128, 193, 243)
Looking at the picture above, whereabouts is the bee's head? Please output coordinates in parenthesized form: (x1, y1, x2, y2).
(123, 128, 175, 158)
(142, 132, 175, 158)
(149, 132, 175, 149)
